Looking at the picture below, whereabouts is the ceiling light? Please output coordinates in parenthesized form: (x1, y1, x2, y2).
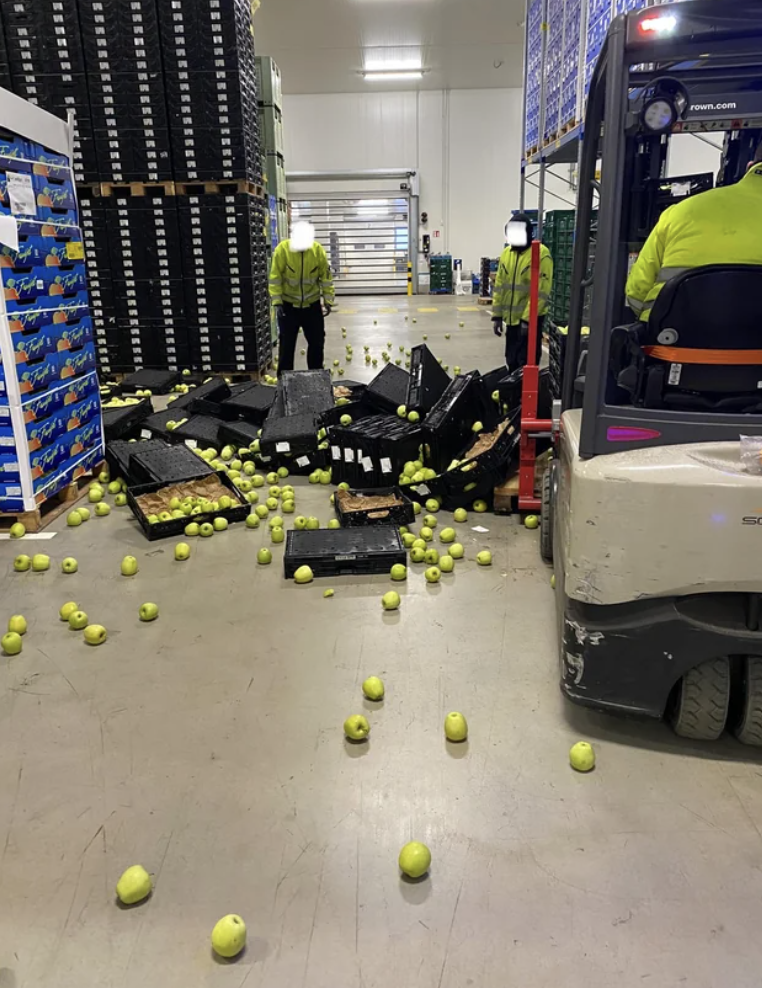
(363, 71, 423, 82)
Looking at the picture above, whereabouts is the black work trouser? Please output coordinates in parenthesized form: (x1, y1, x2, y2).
(505, 317, 544, 373)
(277, 301, 325, 374)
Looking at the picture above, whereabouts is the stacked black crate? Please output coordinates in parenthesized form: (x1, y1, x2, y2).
(105, 192, 189, 371)
(79, 0, 172, 182)
(2, 0, 97, 182)
(157, 0, 260, 184)
(178, 193, 271, 372)
(78, 187, 117, 372)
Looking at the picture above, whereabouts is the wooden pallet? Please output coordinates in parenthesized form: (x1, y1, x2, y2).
(493, 452, 550, 515)
(477, 296, 493, 307)
(561, 119, 578, 135)
(0, 464, 104, 534)
(91, 179, 265, 199)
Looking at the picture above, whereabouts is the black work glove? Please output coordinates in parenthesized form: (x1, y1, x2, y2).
(492, 318, 503, 337)
(323, 303, 333, 317)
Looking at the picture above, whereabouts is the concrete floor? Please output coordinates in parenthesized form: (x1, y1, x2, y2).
(2, 295, 762, 987)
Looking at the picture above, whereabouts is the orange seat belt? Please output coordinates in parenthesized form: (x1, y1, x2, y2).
(644, 345, 762, 366)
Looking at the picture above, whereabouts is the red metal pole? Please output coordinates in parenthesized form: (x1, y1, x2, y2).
(518, 240, 551, 512)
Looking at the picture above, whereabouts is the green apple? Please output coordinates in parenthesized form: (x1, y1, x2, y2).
(412, 502, 421, 516)
(218, 495, 233, 510)
(84, 624, 107, 646)
(213, 517, 229, 532)
(570, 741, 595, 772)
(199, 523, 214, 538)
(246, 491, 260, 505)
(67, 510, 83, 527)
(31, 554, 50, 572)
(159, 512, 173, 522)
(412, 471, 425, 484)
(211, 914, 247, 959)
(410, 547, 425, 563)
(221, 445, 235, 462)
(340, 414, 352, 426)
(425, 499, 439, 513)
(185, 523, 200, 537)
(252, 474, 265, 488)
(424, 549, 440, 566)
(268, 486, 281, 498)
(61, 557, 78, 574)
(237, 479, 252, 494)
(473, 500, 488, 513)
(390, 564, 407, 582)
(243, 462, 256, 477)
(7, 614, 27, 636)
(13, 554, 31, 572)
(107, 481, 121, 495)
(147, 514, 160, 525)
(344, 714, 370, 741)
(266, 471, 278, 484)
(175, 543, 191, 561)
(271, 527, 285, 544)
(88, 488, 104, 504)
(551, 574, 557, 589)
(294, 565, 313, 584)
(306, 517, 320, 530)
(338, 482, 350, 492)
(477, 550, 492, 566)
(402, 533, 416, 549)
(257, 548, 272, 565)
(439, 527, 456, 543)
(268, 515, 284, 529)
(114, 493, 128, 507)
(492, 389, 500, 403)
(327, 519, 340, 530)
(68, 610, 88, 631)
(423, 468, 437, 481)
(412, 538, 426, 551)
(319, 471, 332, 485)
(472, 421, 483, 433)
(382, 590, 401, 611)
(398, 841, 431, 879)
(362, 676, 385, 701)
(420, 527, 433, 543)
(444, 712, 468, 742)
(407, 411, 420, 424)
(424, 566, 441, 583)
(439, 555, 454, 573)
(448, 543, 465, 560)
(525, 514, 539, 530)
(282, 499, 295, 513)
(9, 522, 26, 539)
(397, 405, 407, 419)
(60, 601, 79, 622)
(255, 504, 270, 519)
(139, 603, 159, 622)
(76, 507, 90, 522)
(266, 497, 279, 510)
(277, 466, 289, 479)
(2, 632, 22, 656)
(121, 556, 138, 576)
(115, 864, 152, 905)
(230, 459, 242, 472)
(95, 502, 111, 517)
(453, 508, 468, 523)
(245, 514, 260, 530)
(423, 514, 438, 528)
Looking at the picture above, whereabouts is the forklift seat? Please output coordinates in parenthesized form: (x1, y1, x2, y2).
(613, 265, 762, 411)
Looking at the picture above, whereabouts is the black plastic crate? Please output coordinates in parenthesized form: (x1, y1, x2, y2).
(320, 399, 374, 428)
(260, 411, 318, 457)
(441, 417, 520, 497)
(173, 415, 224, 447)
(365, 364, 410, 414)
(186, 397, 241, 422)
(217, 419, 261, 451)
(101, 397, 152, 440)
(120, 368, 181, 394)
(333, 380, 367, 402)
(127, 472, 249, 542)
(284, 449, 329, 475)
(140, 409, 186, 442)
(222, 383, 276, 424)
(130, 442, 216, 485)
(407, 345, 450, 413)
(281, 369, 333, 417)
(423, 372, 497, 473)
(106, 437, 171, 486)
(335, 487, 415, 528)
(283, 526, 405, 579)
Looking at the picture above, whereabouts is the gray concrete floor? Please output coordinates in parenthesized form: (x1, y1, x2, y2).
(2, 295, 762, 987)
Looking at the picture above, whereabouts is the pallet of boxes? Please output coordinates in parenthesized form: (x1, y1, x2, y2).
(0, 90, 103, 531)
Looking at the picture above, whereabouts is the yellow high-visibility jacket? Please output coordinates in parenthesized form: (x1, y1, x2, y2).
(626, 162, 762, 321)
(269, 240, 335, 308)
(493, 244, 553, 326)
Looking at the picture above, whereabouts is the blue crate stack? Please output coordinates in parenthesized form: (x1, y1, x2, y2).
(543, 0, 564, 144)
(524, 0, 543, 157)
(0, 106, 103, 514)
(561, 0, 583, 131)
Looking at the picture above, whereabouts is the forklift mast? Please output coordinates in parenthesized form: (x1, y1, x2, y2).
(562, 0, 762, 457)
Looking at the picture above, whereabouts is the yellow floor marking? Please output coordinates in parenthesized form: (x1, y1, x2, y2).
(336, 308, 358, 314)
(377, 307, 399, 313)
(456, 306, 479, 312)
(417, 307, 439, 312)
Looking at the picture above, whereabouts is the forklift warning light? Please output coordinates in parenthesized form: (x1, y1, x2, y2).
(639, 15, 678, 35)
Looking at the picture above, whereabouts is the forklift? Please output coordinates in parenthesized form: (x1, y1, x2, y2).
(542, 0, 762, 744)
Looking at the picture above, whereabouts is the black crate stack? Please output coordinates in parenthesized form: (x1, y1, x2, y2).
(1, 0, 97, 182)
(0, 0, 271, 375)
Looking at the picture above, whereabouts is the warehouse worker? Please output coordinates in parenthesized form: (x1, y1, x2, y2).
(493, 214, 554, 371)
(626, 142, 762, 321)
(269, 221, 335, 373)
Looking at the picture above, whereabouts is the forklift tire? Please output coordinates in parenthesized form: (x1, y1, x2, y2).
(732, 657, 762, 747)
(670, 657, 730, 741)
(540, 463, 554, 564)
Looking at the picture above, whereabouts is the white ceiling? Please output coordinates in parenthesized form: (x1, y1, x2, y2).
(253, 0, 527, 95)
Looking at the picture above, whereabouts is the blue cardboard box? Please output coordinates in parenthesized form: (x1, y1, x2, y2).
(0, 450, 21, 482)
(26, 408, 66, 452)
(60, 369, 98, 407)
(15, 350, 60, 397)
(64, 418, 101, 460)
(58, 341, 96, 382)
(61, 393, 100, 433)
(29, 435, 66, 484)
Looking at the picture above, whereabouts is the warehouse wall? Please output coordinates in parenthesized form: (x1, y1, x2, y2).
(283, 89, 519, 273)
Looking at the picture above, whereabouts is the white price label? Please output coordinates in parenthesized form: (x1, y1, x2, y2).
(332, 446, 341, 461)
(362, 457, 373, 472)
(380, 457, 392, 474)
(184, 439, 197, 449)
(344, 448, 355, 463)
(296, 456, 310, 468)
(6, 172, 36, 216)
(140, 429, 152, 439)
(276, 442, 291, 453)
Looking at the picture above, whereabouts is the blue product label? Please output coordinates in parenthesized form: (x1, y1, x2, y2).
(59, 342, 96, 382)
(20, 384, 64, 424)
(33, 173, 77, 212)
(27, 409, 65, 452)
(61, 369, 98, 406)
(62, 393, 100, 432)
(16, 351, 60, 396)
(66, 419, 100, 458)
(13, 325, 55, 363)
(29, 437, 66, 482)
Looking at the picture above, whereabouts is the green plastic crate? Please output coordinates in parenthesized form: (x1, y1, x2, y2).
(256, 56, 282, 108)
